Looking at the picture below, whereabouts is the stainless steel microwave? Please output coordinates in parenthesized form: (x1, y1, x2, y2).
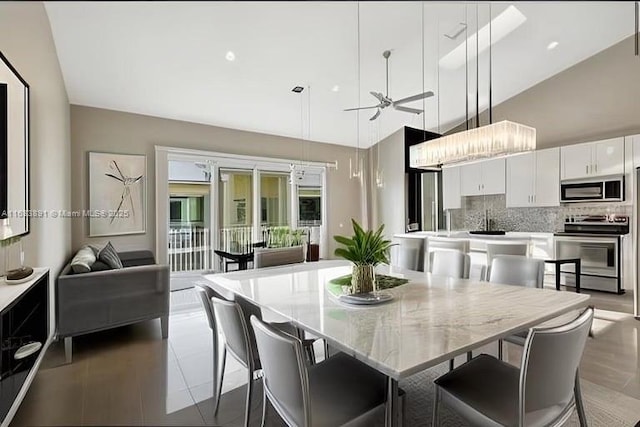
(560, 177, 624, 203)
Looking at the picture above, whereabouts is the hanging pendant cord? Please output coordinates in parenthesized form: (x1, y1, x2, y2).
(635, 1, 639, 56)
(421, 1, 426, 132)
(465, 5, 469, 131)
(489, 3, 493, 124)
(356, 1, 361, 173)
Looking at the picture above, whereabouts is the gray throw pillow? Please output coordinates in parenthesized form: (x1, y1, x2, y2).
(71, 246, 97, 274)
(90, 260, 112, 272)
(98, 241, 123, 269)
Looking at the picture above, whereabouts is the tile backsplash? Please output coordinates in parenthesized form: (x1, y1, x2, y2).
(448, 194, 631, 233)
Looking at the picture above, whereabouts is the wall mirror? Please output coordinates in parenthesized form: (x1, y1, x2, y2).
(0, 51, 29, 239)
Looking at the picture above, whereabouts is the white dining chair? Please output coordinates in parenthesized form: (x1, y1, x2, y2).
(425, 237, 470, 272)
(390, 237, 425, 271)
(489, 255, 545, 360)
(251, 315, 393, 427)
(428, 250, 470, 279)
(433, 307, 594, 427)
(484, 241, 528, 280)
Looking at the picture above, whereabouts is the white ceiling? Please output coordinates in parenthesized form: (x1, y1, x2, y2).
(45, 1, 635, 148)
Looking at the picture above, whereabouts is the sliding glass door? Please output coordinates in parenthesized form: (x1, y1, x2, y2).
(219, 168, 254, 253)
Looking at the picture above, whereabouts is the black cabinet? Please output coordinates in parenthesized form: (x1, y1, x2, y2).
(0, 272, 48, 422)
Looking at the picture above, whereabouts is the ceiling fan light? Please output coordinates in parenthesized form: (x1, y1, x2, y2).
(409, 120, 536, 168)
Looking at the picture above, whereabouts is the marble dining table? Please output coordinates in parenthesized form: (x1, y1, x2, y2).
(202, 259, 591, 427)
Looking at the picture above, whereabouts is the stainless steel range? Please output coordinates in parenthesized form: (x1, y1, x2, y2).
(554, 215, 629, 294)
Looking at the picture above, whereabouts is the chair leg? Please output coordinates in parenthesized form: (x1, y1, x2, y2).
(214, 347, 227, 415)
(161, 315, 169, 339)
(64, 337, 73, 364)
(260, 388, 267, 427)
(498, 339, 504, 360)
(432, 386, 440, 426)
(244, 372, 254, 427)
(575, 371, 588, 427)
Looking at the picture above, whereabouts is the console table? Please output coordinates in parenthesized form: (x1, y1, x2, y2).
(0, 268, 50, 427)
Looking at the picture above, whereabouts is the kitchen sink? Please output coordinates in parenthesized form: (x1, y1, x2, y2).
(469, 230, 506, 235)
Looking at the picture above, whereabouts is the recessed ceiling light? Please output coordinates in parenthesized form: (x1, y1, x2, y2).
(292, 86, 304, 93)
(547, 41, 559, 50)
(225, 51, 236, 61)
(332, 85, 340, 92)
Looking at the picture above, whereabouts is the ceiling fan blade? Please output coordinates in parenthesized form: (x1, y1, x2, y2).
(370, 91, 385, 102)
(369, 109, 381, 121)
(344, 105, 381, 111)
(394, 105, 423, 115)
(393, 91, 434, 105)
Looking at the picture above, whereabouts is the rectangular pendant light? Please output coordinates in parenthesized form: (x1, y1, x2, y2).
(409, 120, 536, 169)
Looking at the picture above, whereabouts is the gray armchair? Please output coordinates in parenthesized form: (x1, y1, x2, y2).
(56, 250, 170, 363)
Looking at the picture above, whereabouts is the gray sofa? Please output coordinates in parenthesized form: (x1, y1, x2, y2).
(56, 250, 170, 362)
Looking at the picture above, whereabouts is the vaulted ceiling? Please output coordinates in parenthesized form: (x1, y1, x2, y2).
(45, 1, 635, 147)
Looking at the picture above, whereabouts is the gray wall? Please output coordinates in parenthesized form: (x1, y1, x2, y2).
(70, 105, 365, 257)
(0, 2, 71, 275)
(368, 128, 406, 238)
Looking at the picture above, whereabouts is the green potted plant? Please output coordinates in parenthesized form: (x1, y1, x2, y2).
(333, 219, 392, 294)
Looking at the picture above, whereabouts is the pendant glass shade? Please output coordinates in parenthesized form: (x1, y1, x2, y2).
(409, 120, 536, 169)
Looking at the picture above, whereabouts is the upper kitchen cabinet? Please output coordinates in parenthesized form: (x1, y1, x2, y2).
(561, 137, 624, 180)
(506, 148, 560, 208)
(442, 166, 461, 210)
(460, 158, 505, 196)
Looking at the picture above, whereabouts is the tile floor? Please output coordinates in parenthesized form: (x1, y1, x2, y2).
(10, 281, 640, 426)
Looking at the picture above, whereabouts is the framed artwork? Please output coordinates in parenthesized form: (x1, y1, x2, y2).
(89, 152, 146, 236)
(0, 51, 30, 238)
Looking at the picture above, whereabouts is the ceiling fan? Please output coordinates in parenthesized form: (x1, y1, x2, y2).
(345, 50, 434, 121)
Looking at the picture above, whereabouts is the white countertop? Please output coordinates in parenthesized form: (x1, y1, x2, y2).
(203, 260, 589, 379)
(395, 231, 554, 240)
(0, 268, 49, 313)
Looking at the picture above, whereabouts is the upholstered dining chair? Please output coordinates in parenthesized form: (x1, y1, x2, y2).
(194, 284, 317, 420)
(484, 241, 528, 280)
(433, 307, 594, 427)
(428, 250, 470, 279)
(488, 255, 545, 360)
(251, 315, 392, 427)
(425, 237, 470, 272)
(193, 284, 225, 415)
(390, 237, 425, 271)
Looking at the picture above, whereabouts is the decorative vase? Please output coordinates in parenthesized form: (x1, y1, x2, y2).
(351, 264, 376, 294)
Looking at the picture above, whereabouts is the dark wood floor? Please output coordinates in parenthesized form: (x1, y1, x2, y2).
(10, 287, 640, 426)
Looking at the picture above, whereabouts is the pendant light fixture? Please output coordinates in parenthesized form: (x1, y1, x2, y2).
(350, 1, 362, 180)
(410, 4, 536, 169)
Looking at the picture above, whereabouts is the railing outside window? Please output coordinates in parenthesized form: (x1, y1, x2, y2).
(169, 226, 211, 272)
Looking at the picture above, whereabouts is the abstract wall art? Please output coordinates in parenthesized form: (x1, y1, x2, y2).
(89, 152, 146, 236)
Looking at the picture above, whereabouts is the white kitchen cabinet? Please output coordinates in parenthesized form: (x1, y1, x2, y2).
(506, 148, 559, 207)
(460, 158, 505, 196)
(481, 158, 506, 194)
(561, 144, 592, 180)
(506, 153, 534, 207)
(442, 166, 461, 210)
(561, 137, 624, 180)
(594, 138, 624, 176)
(534, 148, 560, 207)
(460, 162, 483, 196)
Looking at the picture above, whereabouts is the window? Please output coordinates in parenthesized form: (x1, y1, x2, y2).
(298, 187, 321, 226)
